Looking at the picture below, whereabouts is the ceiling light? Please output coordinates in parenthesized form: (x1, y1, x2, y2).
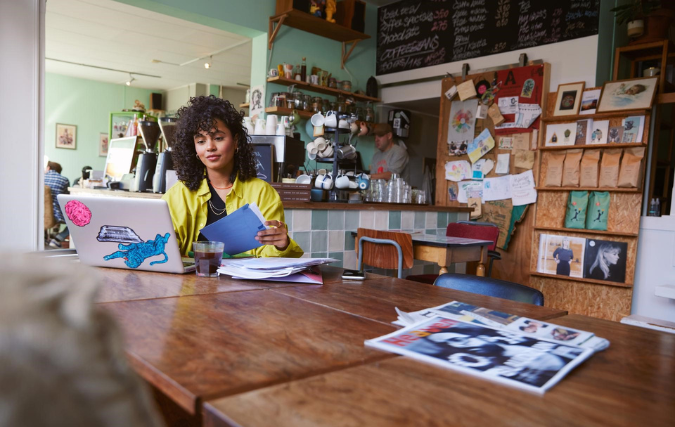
(126, 74, 135, 86)
(204, 56, 212, 69)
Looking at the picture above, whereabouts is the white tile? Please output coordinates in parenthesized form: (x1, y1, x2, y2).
(425, 212, 437, 229)
(301, 253, 311, 258)
(359, 211, 375, 229)
(343, 250, 357, 269)
(328, 230, 344, 252)
(293, 210, 311, 232)
(401, 211, 414, 229)
(373, 211, 388, 230)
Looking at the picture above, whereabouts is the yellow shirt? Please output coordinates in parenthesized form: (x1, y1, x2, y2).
(162, 176, 303, 258)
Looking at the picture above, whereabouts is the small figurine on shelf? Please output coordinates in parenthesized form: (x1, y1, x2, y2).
(132, 100, 146, 112)
(310, 0, 325, 18)
(325, 0, 336, 23)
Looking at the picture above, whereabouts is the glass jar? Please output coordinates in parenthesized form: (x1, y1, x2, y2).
(336, 94, 346, 113)
(292, 91, 304, 109)
(328, 77, 338, 89)
(312, 97, 323, 113)
(365, 102, 375, 122)
(302, 94, 312, 111)
(284, 92, 294, 109)
(341, 80, 352, 92)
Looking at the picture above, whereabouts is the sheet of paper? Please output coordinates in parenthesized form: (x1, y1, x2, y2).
(517, 103, 542, 128)
(496, 153, 510, 174)
(467, 128, 495, 164)
(512, 133, 530, 151)
(483, 175, 512, 202)
(498, 136, 513, 149)
(447, 99, 479, 155)
(457, 180, 483, 204)
(498, 96, 519, 114)
(445, 160, 471, 182)
(457, 79, 477, 100)
(513, 150, 535, 169)
(510, 170, 537, 206)
(488, 103, 505, 125)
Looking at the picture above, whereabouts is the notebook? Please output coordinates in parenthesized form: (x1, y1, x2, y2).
(57, 195, 195, 274)
(200, 203, 269, 255)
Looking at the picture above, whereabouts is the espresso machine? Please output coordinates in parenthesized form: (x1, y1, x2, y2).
(134, 119, 159, 192)
(153, 117, 176, 193)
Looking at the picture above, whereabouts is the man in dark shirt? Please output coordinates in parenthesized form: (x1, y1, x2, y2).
(44, 161, 70, 247)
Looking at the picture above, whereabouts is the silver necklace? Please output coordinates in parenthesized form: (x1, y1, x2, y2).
(208, 200, 226, 216)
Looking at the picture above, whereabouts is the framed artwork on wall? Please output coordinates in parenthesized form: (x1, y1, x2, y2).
(99, 133, 109, 157)
(553, 82, 585, 116)
(596, 77, 658, 113)
(55, 123, 77, 149)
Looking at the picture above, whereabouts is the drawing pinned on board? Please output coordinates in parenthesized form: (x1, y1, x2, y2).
(467, 129, 495, 163)
(448, 99, 478, 154)
(521, 79, 535, 98)
(445, 160, 471, 182)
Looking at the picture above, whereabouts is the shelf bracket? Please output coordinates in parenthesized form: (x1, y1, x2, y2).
(268, 14, 288, 50)
(341, 39, 361, 69)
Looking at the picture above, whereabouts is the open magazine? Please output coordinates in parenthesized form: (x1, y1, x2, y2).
(366, 316, 595, 394)
(393, 301, 609, 351)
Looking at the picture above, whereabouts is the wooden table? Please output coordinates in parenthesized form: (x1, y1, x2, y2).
(410, 234, 492, 275)
(203, 313, 675, 427)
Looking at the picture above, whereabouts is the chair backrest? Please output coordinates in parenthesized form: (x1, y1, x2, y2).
(446, 221, 499, 251)
(355, 228, 413, 272)
(44, 185, 56, 230)
(434, 273, 544, 306)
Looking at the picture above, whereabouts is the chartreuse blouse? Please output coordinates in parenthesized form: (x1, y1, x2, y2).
(162, 176, 303, 258)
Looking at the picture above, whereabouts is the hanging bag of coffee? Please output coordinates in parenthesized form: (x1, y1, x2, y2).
(564, 191, 589, 229)
(562, 149, 583, 187)
(598, 149, 623, 188)
(544, 151, 567, 187)
(618, 147, 645, 188)
(586, 191, 610, 231)
(580, 150, 601, 187)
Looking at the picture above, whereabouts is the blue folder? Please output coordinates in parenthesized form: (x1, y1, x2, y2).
(200, 203, 267, 255)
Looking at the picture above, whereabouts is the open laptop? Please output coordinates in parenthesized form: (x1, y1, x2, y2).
(57, 195, 195, 274)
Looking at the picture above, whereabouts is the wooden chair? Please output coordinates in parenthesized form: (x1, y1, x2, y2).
(355, 228, 413, 278)
(44, 185, 58, 243)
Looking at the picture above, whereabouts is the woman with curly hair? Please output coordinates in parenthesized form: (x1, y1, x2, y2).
(162, 95, 303, 257)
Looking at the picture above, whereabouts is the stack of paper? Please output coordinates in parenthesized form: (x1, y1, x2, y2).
(217, 257, 337, 282)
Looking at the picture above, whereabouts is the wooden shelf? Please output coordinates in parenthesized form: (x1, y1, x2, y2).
(530, 272, 633, 288)
(541, 109, 651, 123)
(270, 10, 370, 44)
(535, 186, 639, 192)
(615, 40, 674, 60)
(265, 107, 313, 119)
(534, 226, 638, 238)
(239, 103, 249, 108)
(539, 142, 647, 151)
(267, 76, 381, 102)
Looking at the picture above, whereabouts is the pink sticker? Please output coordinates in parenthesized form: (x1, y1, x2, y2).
(65, 200, 92, 227)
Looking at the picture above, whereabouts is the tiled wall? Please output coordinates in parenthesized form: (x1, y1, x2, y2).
(284, 209, 469, 277)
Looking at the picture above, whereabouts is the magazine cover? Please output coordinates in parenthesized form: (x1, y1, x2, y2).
(366, 317, 594, 394)
(537, 233, 586, 278)
(582, 239, 628, 283)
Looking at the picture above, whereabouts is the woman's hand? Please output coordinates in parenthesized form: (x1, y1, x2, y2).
(256, 220, 289, 251)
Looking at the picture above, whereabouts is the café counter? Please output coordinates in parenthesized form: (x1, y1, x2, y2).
(69, 187, 470, 273)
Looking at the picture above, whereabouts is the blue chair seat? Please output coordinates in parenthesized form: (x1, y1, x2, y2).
(434, 273, 544, 306)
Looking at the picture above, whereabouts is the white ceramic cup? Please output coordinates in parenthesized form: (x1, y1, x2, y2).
(315, 174, 325, 188)
(324, 111, 337, 128)
(320, 145, 334, 157)
(296, 174, 311, 184)
(311, 113, 325, 127)
(276, 123, 285, 136)
(266, 115, 278, 135)
(308, 151, 317, 160)
(322, 175, 333, 190)
(338, 119, 349, 129)
(349, 180, 358, 189)
(314, 137, 327, 151)
(335, 175, 350, 189)
(306, 141, 317, 155)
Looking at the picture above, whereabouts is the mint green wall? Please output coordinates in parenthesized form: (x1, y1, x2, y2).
(45, 73, 163, 183)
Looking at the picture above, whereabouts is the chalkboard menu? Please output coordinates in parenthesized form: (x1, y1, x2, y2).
(377, 0, 600, 75)
(251, 143, 274, 183)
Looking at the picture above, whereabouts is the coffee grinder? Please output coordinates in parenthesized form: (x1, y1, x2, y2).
(134, 119, 160, 192)
(153, 117, 176, 193)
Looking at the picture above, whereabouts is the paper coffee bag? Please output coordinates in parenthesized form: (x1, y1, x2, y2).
(618, 147, 645, 188)
(544, 151, 566, 187)
(598, 149, 623, 188)
(580, 150, 601, 188)
(562, 149, 583, 187)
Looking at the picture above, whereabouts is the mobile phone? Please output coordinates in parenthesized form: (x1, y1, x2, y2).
(341, 269, 366, 280)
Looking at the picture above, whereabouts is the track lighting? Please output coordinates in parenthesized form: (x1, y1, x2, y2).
(204, 56, 212, 69)
(126, 74, 135, 86)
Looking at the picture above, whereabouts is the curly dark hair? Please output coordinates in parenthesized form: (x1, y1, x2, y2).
(173, 95, 256, 191)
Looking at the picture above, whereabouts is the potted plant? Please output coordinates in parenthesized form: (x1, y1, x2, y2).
(611, 0, 675, 43)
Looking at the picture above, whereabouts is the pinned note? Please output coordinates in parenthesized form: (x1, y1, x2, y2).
(457, 80, 477, 101)
(496, 153, 510, 174)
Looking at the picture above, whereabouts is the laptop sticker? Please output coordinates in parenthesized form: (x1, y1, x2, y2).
(64, 200, 92, 227)
(100, 227, 171, 269)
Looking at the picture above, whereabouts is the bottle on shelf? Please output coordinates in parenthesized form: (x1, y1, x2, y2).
(301, 57, 307, 82)
(648, 198, 661, 217)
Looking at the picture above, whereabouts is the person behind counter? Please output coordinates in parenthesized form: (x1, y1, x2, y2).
(369, 123, 410, 182)
(162, 95, 303, 258)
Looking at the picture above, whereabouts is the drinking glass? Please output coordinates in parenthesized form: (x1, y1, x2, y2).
(193, 241, 224, 277)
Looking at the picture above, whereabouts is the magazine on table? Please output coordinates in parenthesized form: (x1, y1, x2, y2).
(366, 316, 594, 394)
(393, 301, 609, 351)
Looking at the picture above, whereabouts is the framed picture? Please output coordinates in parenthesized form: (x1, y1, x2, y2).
(579, 89, 601, 115)
(597, 77, 658, 113)
(553, 82, 585, 116)
(537, 233, 586, 278)
(582, 239, 628, 283)
(99, 133, 109, 157)
(55, 123, 77, 149)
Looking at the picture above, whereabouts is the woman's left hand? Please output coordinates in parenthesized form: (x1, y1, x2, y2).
(256, 220, 289, 251)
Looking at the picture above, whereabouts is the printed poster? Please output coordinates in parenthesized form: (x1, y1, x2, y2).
(447, 99, 479, 156)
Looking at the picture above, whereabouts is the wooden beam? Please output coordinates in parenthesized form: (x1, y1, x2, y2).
(268, 14, 287, 50)
(341, 39, 360, 69)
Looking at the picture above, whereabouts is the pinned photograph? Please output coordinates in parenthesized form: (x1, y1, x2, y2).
(579, 89, 601, 115)
(553, 82, 585, 116)
(588, 120, 609, 144)
(583, 239, 628, 283)
(537, 234, 586, 278)
(597, 77, 658, 112)
(607, 126, 624, 143)
(56, 123, 77, 149)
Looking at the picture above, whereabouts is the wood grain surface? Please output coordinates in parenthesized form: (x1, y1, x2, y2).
(204, 314, 675, 427)
(102, 290, 396, 415)
(95, 265, 345, 303)
(271, 277, 567, 325)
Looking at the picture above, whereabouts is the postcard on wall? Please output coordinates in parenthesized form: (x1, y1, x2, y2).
(445, 160, 471, 182)
(498, 136, 513, 149)
(467, 128, 495, 164)
(575, 119, 593, 145)
(498, 96, 519, 114)
(597, 77, 658, 113)
(512, 133, 531, 151)
(544, 123, 576, 147)
(510, 170, 537, 206)
(607, 126, 624, 143)
(537, 234, 587, 279)
(579, 89, 601, 115)
(457, 180, 483, 204)
(622, 116, 645, 143)
(447, 99, 479, 155)
(588, 120, 609, 144)
(582, 239, 628, 283)
(483, 175, 512, 202)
